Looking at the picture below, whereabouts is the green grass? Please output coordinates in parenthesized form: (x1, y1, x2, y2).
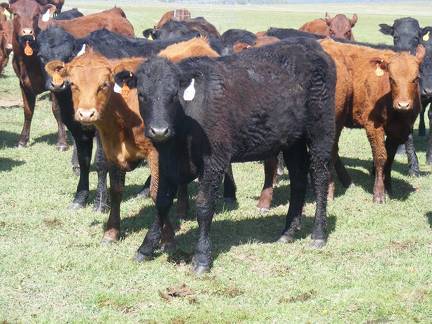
(1, 2, 432, 323)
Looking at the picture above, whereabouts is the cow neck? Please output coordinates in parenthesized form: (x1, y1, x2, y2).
(95, 92, 149, 170)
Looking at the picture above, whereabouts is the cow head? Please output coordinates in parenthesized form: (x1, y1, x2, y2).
(0, 3, 13, 53)
(371, 45, 426, 111)
(325, 13, 357, 40)
(420, 55, 432, 98)
(8, 0, 56, 53)
(0, 31, 8, 73)
(45, 49, 116, 124)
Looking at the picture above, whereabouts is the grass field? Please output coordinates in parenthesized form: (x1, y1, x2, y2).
(1, 1, 432, 323)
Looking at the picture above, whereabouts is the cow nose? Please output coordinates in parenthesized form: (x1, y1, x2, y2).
(77, 108, 97, 121)
(22, 28, 34, 36)
(396, 101, 411, 110)
(148, 127, 170, 141)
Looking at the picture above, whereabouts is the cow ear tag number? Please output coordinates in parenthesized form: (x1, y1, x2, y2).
(183, 78, 195, 101)
(375, 64, 384, 77)
(24, 41, 33, 56)
(423, 32, 430, 42)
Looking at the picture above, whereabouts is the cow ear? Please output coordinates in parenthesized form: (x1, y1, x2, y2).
(350, 14, 358, 27)
(41, 4, 56, 22)
(45, 60, 69, 86)
(325, 12, 332, 25)
(0, 3, 9, 14)
(379, 23, 394, 36)
(113, 70, 137, 91)
(143, 28, 155, 40)
(415, 44, 426, 63)
(370, 58, 388, 76)
(421, 27, 432, 42)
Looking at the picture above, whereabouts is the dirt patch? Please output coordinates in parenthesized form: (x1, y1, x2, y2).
(0, 97, 22, 109)
(159, 284, 195, 302)
(279, 290, 316, 303)
(43, 218, 63, 228)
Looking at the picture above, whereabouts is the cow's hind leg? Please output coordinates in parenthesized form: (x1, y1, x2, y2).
(51, 92, 68, 151)
(257, 157, 278, 212)
(94, 134, 110, 213)
(17, 86, 36, 148)
(223, 164, 237, 204)
(278, 141, 308, 244)
(102, 166, 125, 243)
(418, 100, 426, 136)
(426, 101, 432, 164)
(384, 136, 399, 196)
(405, 130, 420, 177)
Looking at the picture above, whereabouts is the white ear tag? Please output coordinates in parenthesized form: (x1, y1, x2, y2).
(76, 44, 86, 57)
(42, 10, 51, 22)
(183, 78, 195, 101)
(114, 83, 122, 93)
(423, 32, 430, 42)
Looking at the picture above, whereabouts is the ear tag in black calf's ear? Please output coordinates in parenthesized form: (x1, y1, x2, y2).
(183, 78, 195, 101)
(114, 83, 122, 93)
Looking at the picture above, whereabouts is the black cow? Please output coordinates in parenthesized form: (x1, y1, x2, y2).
(380, 17, 432, 164)
(54, 8, 83, 20)
(265, 27, 324, 40)
(121, 38, 336, 273)
(220, 28, 256, 54)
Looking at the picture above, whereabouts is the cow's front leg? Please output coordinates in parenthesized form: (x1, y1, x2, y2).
(94, 134, 110, 213)
(384, 137, 400, 196)
(51, 92, 68, 151)
(257, 157, 277, 212)
(404, 131, 420, 177)
(192, 162, 225, 274)
(17, 85, 36, 148)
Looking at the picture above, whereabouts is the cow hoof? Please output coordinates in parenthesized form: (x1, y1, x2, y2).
(101, 237, 116, 245)
(17, 141, 28, 148)
(136, 187, 150, 199)
(192, 263, 210, 275)
(68, 202, 85, 210)
(257, 207, 270, 214)
(310, 239, 326, 249)
(93, 203, 110, 214)
(72, 166, 80, 177)
(373, 195, 385, 204)
(278, 233, 295, 243)
(161, 241, 176, 253)
(56, 143, 69, 152)
(224, 197, 237, 205)
(134, 251, 153, 263)
(408, 169, 420, 178)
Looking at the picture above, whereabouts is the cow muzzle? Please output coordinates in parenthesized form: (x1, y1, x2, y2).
(75, 108, 99, 124)
(147, 126, 172, 142)
(394, 100, 412, 111)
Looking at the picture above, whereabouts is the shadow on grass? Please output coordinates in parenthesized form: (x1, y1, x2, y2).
(0, 130, 19, 148)
(0, 157, 25, 172)
(33, 133, 59, 146)
(425, 212, 432, 229)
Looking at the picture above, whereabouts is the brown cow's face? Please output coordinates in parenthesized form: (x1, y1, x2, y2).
(326, 13, 357, 40)
(45, 59, 114, 124)
(0, 31, 8, 73)
(376, 45, 426, 111)
(8, 0, 54, 51)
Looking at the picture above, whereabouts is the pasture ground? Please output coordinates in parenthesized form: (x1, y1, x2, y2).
(1, 1, 432, 322)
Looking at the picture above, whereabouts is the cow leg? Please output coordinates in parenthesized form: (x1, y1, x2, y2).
(94, 134, 110, 213)
(365, 124, 387, 203)
(404, 131, 420, 177)
(257, 157, 278, 212)
(135, 175, 177, 262)
(136, 176, 151, 198)
(50, 92, 68, 151)
(418, 99, 426, 136)
(278, 141, 308, 244)
(384, 137, 399, 197)
(192, 161, 226, 274)
(71, 139, 80, 176)
(17, 85, 36, 147)
(223, 164, 237, 204)
(427, 102, 432, 165)
(69, 138, 92, 209)
(102, 165, 125, 243)
(176, 184, 190, 220)
(334, 154, 352, 188)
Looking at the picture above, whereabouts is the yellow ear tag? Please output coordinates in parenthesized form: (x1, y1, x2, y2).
(121, 83, 130, 100)
(423, 32, 430, 42)
(52, 72, 64, 86)
(375, 64, 384, 77)
(24, 41, 33, 56)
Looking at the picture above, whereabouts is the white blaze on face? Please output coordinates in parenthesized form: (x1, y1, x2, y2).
(76, 44, 86, 57)
(183, 78, 195, 101)
(42, 10, 52, 22)
(114, 83, 122, 93)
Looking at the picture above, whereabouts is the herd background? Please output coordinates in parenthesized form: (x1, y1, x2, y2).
(1, 1, 432, 322)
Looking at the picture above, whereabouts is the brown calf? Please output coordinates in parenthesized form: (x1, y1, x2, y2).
(0, 4, 13, 73)
(300, 13, 358, 40)
(321, 40, 425, 203)
(232, 35, 279, 53)
(45, 38, 220, 243)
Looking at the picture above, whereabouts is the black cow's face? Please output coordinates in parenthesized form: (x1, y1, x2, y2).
(154, 20, 200, 40)
(36, 28, 78, 91)
(379, 18, 425, 53)
(135, 58, 184, 142)
(420, 56, 432, 98)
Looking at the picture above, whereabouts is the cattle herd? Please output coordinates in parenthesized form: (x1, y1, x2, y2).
(0, 0, 431, 274)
